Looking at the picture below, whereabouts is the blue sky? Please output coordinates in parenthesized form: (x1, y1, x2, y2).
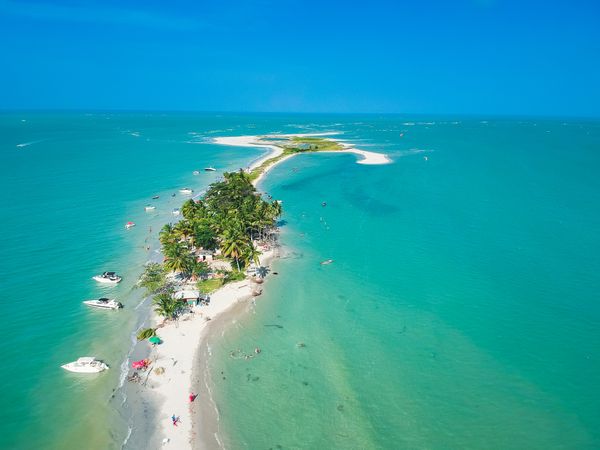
(0, 0, 599, 116)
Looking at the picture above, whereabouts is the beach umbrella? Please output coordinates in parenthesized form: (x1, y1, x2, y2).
(149, 336, 162, 345)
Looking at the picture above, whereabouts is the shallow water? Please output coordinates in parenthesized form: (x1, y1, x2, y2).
(207, 118, 600, 449)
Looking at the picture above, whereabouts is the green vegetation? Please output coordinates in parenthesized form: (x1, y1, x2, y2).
(248, 136, 343, 182)
(153, 291, 183, 320)
(160, 170, 281, 271)
(137, 327, 156, 341)
(142, 169, 281, 315)
(288, 136, 343, 151)
(223, 270, 246, 284)
(197, 278, 223, 293)
(138, 263, 167, 294)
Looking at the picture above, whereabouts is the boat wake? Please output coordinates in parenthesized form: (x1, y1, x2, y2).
(16, 139, 44, 148)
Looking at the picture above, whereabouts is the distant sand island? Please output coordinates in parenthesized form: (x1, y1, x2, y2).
(214, 133, 391, 185)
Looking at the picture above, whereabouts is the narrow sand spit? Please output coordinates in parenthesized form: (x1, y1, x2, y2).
(145, 133, 388, 449)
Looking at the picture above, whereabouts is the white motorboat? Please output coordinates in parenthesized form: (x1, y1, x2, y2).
(144, 205, 156, 211)
(61, 357, 109, 373)
(125, 221, 136, 229)
(204, 167, 216, 172)
(83, 298, 123, 310)
(92, 271, 122, 284)
(172, 208, 180, 216)
(193, 170, 200, 175)
(179, 188, 193, 195)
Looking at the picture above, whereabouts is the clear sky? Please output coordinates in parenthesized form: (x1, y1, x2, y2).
(1, 0, 599, 116)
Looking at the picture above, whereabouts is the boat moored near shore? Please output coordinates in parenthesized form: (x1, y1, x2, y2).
(125, 221, 136, 229)
(83, 298, 123, 310)
(92, 271, 122, 284)
(179, 188, 193, 195)
(61, 357, 109, 373)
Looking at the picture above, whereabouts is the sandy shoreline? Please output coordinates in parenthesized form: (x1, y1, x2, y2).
(138, 248, 276, 449)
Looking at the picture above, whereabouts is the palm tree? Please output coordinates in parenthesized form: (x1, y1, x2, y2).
(174, 220, 194, 243)
(159, 223, 177, 246)
(220, 224, 248, 271)
(181, 199, 203, 220)
(153, 292, 180, 319)
(190, 260, 210, 281)
(163, 242, 195, 275)
(243, 241, 261, 267)
(138, 262, 166, 294)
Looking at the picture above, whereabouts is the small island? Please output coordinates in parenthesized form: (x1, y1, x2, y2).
(129, 134, 389, 449)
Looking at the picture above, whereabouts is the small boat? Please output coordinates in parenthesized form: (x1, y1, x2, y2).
(144, 205, 156, 211)
(125, 221, 136, 229)
(193, 170, 200, 175)
(83, 298, 123, 310)
(320, 259, 334, 265)
(61, 357, 109, 373)
(179, 188, 193, 195)
(204, 167, 216, 172)
(93, 271, 122, 284)
(152, 195, 160, 200)
(172, 208, 180, 216)
(171, 193, 176, 197)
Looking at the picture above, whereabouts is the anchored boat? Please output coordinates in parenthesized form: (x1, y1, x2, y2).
(83, 298, 123, 310)
(61, 357, 109, 373)
(92, 271, 122, 284)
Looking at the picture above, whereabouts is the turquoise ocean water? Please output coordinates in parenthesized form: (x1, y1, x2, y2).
(0, 113, 599, 449)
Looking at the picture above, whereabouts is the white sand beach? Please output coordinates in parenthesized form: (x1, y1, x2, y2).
(143, 249, 275, 449)
(213, 136, 282, 171)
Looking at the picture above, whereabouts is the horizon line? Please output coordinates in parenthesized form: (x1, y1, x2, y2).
(0, 108, 598, 121)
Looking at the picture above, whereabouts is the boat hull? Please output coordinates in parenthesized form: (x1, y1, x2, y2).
(61, 361, 109, 373)
(83, 300, 122, 310)
(92, 276, 121, 284)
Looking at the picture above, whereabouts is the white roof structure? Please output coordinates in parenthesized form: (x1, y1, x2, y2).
(174, 290, 200, 300)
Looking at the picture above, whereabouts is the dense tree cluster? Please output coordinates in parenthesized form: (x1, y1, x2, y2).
(159, 170, 282, 273)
